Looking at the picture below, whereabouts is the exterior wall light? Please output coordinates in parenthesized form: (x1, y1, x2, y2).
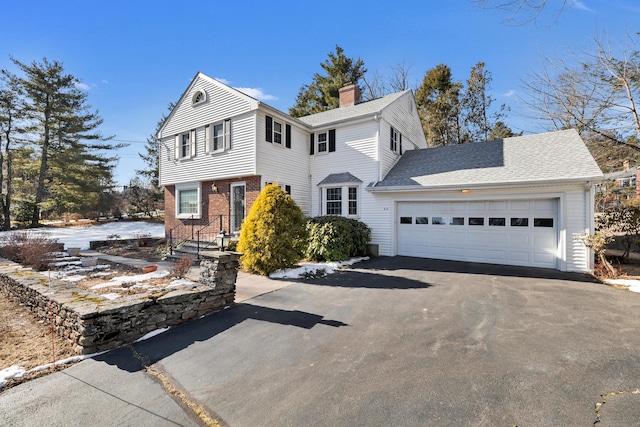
(211, 182, 218, 193)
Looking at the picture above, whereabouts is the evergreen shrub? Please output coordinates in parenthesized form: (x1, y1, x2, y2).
(237, 184, 307, 275)
(305, 216, 371, 262)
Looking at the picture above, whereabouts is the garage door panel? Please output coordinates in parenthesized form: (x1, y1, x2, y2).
(397, 199, 558, 269)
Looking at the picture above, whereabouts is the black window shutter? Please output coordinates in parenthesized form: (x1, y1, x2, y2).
(310, 134, 315, 155)
(329, 129, 336, 152)
(285, 124, 291, 148)
(265, 116, 272, 143)
(399, 134, 403, 155)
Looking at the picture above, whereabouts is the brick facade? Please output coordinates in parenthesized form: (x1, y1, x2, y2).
(164, 175, 262, 237)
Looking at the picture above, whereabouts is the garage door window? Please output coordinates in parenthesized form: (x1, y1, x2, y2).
(450, 217, 464, 225)
(400, 216, 412, 224)
(416, 217, 429, 224)
(489, 218, 506, 226)
(511, 218, 529, 227)
(534, 218, 554, 227)
(469, 217, 484, 226)
(432, 216, 446, 225)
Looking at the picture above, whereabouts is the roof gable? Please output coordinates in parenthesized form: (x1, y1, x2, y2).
(372, 129, 604, 190)
(157, 72, 260, 138)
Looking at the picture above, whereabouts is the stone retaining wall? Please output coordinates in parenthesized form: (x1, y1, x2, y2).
(0, 252, 239, 355)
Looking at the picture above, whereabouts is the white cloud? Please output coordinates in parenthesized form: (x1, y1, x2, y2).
(234, 87, 278, 101)
(503, 89, 516, 97)
(74, 82, 90, 90)
(214, 77, 230, 85)
(101, 79, 109, 84)
(570, 0, 592, 12)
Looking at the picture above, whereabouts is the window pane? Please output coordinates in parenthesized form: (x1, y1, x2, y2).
(348, 187, 357, 215)
(432, 216, 446, 225)
(450, 217, 464, 225)
(511, 218, 529, 227)
(181, 133, 190, 158)
(400, 217, 412, 224)
(213, 123, 224, 150)
(469, 217, 484, 226)
(416, 216, 429, 224)
(326, 187, 341, 215)
(273, 122, 282, 144)
(534, 218, 554, 227)
(178, 189, 198, 214)
(318, 132, 327, 152)
(489, 218, 506, 226)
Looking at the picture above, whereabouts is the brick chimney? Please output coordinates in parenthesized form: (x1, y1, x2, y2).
(339, 83, 361, 107)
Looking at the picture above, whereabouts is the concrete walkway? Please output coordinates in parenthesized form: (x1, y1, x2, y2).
(80, 250, 294, 302)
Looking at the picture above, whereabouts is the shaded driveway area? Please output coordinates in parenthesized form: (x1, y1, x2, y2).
(2, 257, 640, 426)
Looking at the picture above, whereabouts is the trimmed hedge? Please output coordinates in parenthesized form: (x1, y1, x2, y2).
(305, 216, 371, 262)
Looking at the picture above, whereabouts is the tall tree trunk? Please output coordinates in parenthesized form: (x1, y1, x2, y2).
(32, 102, 50, 227)
(4, 151, 12, 230)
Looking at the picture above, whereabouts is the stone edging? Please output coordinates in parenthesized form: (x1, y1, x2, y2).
(0, 252, 239, 354)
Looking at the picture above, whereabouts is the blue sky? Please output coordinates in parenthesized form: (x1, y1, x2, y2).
(2, 0, 638, 188)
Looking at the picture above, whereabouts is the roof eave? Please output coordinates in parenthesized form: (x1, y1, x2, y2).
(367, 176, 605, 193)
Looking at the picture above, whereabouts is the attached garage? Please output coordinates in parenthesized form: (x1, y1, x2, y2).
(397, 199, 558, 268)
(367, 130, 604, 273)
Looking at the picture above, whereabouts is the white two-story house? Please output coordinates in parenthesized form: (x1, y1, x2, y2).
(158, 72, 603, 272)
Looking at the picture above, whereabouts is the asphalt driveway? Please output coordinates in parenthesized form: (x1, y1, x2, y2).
(2, 257, 640, 426)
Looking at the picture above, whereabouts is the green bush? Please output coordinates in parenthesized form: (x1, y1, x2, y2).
(237, 183, 307, 275)
(305, 216, 371, 262)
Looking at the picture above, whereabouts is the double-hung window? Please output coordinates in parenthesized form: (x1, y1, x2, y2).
(273, 121, 282, 144)
(265, 116, 291, 148)
(318, 132, 328, 153)
(175, 183, 201, 219)
(206, 119, 231, 154)
(390, 126, 402, 153)
(326, 188, 342, 215)
(175, 129, 196, 160)
(348, 187, 358, 215)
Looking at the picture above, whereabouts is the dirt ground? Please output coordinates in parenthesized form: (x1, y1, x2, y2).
(0, 239, 169, 391)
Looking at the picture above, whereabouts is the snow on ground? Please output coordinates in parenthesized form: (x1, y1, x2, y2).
(605, 278, 640, 293)
(4, 221, 165, 250)
(269, 257, 369, 279)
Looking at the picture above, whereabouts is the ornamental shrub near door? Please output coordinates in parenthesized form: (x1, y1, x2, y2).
(305, 216, 371, 262)
(237, 183, 307, 275)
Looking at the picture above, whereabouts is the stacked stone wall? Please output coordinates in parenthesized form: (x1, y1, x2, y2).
(0, 252, 239, 354)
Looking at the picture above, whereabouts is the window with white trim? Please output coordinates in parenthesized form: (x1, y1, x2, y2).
(206, 119, 230, 154)
(175, 129, 196, 160)
(175, 183, 201, 219)
(322, 185, 360, 217)
(192, 90, 206, 106)
(273, 121, 282, 144)
(326, 187, 342, 215)
(348, 187, 357, 215)
(318, 132, 328, 152)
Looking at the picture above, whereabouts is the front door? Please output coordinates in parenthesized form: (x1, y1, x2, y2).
(231, 183, 245, 233)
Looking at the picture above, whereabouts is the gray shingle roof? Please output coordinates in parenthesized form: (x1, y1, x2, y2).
(318, 172, 363, 186)
(298, 91, 410, 127)
(372, 129, 603, 190)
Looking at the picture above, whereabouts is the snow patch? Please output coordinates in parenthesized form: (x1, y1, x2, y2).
(269, 257, 369, 279)
(605, 278, 640, 293)
(135, 327, 170, 342)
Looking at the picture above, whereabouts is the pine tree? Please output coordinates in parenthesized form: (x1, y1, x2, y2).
(461, 62, 507, 142)
(237, 183, 307, 275)
(7, 57, 120, 225)
(289, 46, 367, 117)
(415, 64, 463, 146)
(0, 70, 25, 229)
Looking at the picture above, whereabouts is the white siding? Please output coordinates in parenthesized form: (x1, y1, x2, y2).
(564, 188, 591, 272)
(160, 75, 256, 137)
(379, 92, 428, 180)
(310, 120, 379, 216)
(256, 111, 311, 214)
(159, 111, 257, 186)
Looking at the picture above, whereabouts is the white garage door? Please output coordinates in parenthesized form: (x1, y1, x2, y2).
(397, 199, 558, 268)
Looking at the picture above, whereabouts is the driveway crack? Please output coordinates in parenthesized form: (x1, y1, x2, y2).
(127, 344, 220, 427)
(593, 388, 640, 425)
